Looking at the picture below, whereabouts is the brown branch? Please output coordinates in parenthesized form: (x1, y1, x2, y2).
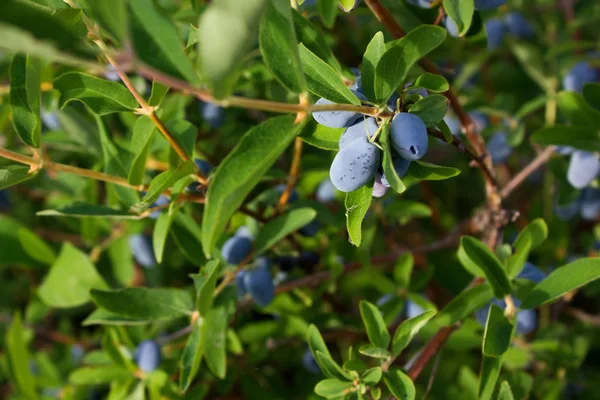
(277, 138, 304, 212)
(500, 146, 556, 199)
(408, 324, 458, 380)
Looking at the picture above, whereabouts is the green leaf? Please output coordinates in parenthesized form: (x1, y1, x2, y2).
(179, 319, 205, 392)
(292, 9, 342, 72)
(299, 119, 344, 150)
(443, 0, 474, 37)
(38, 243, 108, 308)
(198, 0, 267, 97)
(458, 236, 512, 298)
(358, 344, 392, 359)
(359, 300, 390, 349)
(307, 324, 332, 359)
(478, 355, 502, 400)
(383, 369, 415, 400)
(314, 379, 355, 398)
(402, 161, 461, 185)
(191, 260, 220, 315)
(435, 284, 493, 326)
(138, 160, 195, 209)
(107, 237, 134, 286)
(166, 120, 198, 161)
(69, 366, 132, 385)
(413, 73, 449, 93)
(531, 125, 600, 152)
(102, 329, 137, 371)
(77, 0, 127, 44)
(521, 258, 600, 309)
(345, 184, 373, 247)
(507, 218, 547, 277)
(498, 381, 515, 400)
(9, 53, 42, 147)
(84, 308, 149, 326)
(90, 287, 194, 320)
(391, 309, 436, 356)
(299, 44, 361, 105)
(6, 313, 39, 400)
(37, 203, 140, 219)
(315, 351, 353, 381)
(361, 367, 382, 386)
(374, 25, 447, 103)
(408, 94, 448, 126)
(361, 32, 386, 101)
(583, 82, 600, 113)
(17, 227, 57, 266)
(556, 91, 600, 128)
(153, 208, 178, 264)
(202, 115, 300, 257)
(380, 125, 407, 194)
(128, 116, 156, 185)
(393, 253, 413, 288)
(204, 300, 230, 379)
(386, 199, 432, 225)
(129, 0, 198, 83)
(254, 208, 317, 254)
(482, 304, 513, 357)
(171, 213, 206, 266)
(259, 0, 306, 93)
(0, 164, 36, 190)
(317, 0, 337, 28)
(54, 72, 138, 115)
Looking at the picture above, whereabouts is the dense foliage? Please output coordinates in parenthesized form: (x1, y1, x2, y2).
(0, 0, 600, 399)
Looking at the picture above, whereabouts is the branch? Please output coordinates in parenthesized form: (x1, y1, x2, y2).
(500, 146, 556, 199)
(277, 137, 304, 211)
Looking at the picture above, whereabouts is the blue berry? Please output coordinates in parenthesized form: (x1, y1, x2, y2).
(350, 73, 363, 92)
(236, 270, 248, 298)
(221, 234, 253, 265)
(128, 234, 156, 268)
(488, 132, 512, 164)
(444, 114, 461, 136)
(135, 340, 161, 373)
(41, 111, 60, 131)
(329, 136, 381, 192)
(485, 18, 506, 50)
(563, 61, 597, 93)
(444, 16, 460, 38)
(405, 0, 435, 8)
(194, 158, 213, 177)
(302, 350, 321, 374)
(235, 226, 254, 240)
(299, 220, 320, 237)
(474, 0, 506, 10)
(244, 258, 275, 307)
(372, 174, 389, 198)
(201, 102, 225, 129)
(381, 154, 411, 187)
(404, 83, 428, 98)
(517, 262, 547, 283)
(149, 195, 170, 219)
(504, 12, 535, 39)
(316, 178, 337, 202)
(405, 299, 426, 319)
(312, 90, 368, 128)
(0, 190, 10, 209)
(580, 188, 600, 221)
(339, 117, 379, 149)
(567, 151, 599, 189)
(389, 113, 429, 161)
(387, 93, 400, 112)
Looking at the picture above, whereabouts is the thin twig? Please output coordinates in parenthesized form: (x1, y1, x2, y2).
(500, 146, 556, 198)
(277, 138, 303, 212)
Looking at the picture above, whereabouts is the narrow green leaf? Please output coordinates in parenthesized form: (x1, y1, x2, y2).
(314, 379, 355, 398)
(153, 208, 178, 264)
(408, 94, 449, 126)
(443, 0, 474, 37)
(374, 25, 447, 103)
(198, 0, 267, 97)
(358, 344, 392, 359)
(37, 203, 140, 219)
(9, 53, 42, 147)
(361, 367, 382, 386)
(77, 0, 128, 44)
(507, 218, 547, 277)
(393, 253, 414, 288)
(83, 309, 152, 326)
(482, 304, 513, 357)
(413, 73, 449, 93)
(138, 160, 195, 209)
(171, 213, 206, 266)
(191, 260, 220, 315)
(204, 302, 229, 379)
(107, 236, 135, 286)
(6, 313, 39, 400)
(386, 199, 432, 225)
(359, 300, 390, 349)
(69, 366, 132, 385)
(254, 208, 317, 254)
(129, 0, 198, 83)
(361, 32, 386, 101)
(259, 0, 306, 93)
(299, 44, 361, 105)
(521, 258, 600, 309)
(299, 119, 344, 150)
(201, 115, 300, 257)
(435, 284, 493, 326)
(128, 116, 156, 185)
(308, 324, 332, 358)
(17, 227, 56, 266)
(478, 355, 502, 400)
(380, 125, 407, 194)
(316, 351, 353, 381)
(531, 125, 600, 152)
(345, 184, 373, 247)
(459, 236, 512, 298)
(383, 369, 415, 400)
(90, 288, 194, 320)
(292, 9, 342, 72)
(498, 381, 515, 400)
(179, 319, 205, 391)
(402, 161, 461, 185)
(557, 91, 600, 128)
(54, 72, 138, 115)
(38, 243, 108, 308)
(583, 82, 600, 112)
(0, 164, 36, 190)
(392, 309, 436, 356)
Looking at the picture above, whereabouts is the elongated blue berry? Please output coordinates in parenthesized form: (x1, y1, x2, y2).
(474, 0, 506, 10)
(381, 154, 411, 187)
(299, 220, 320, 237)
(244, 258, 274, 307)
(567, 151, 599, 189)
(128, 234, 156, 268)
(201, 102, 225, 129)
(135, 340, 161, 373)
(330, 136, 381, 192)
(389, 113, 428, 161)
(221, 235, 252, 265)
(485, 19, 506, 50)
(312, 90, 367, 128)
(563, 61, 597, 93)
(149, 195, 170, 220)
(517, 262, 547, 283)
(236, 270, 248, 298)
(372, 174, 389, 197)
(316, 178, 336, 202)
(444, 16, 460, 38)
(488, 132, 512, 164)
(194, 158, 213, 176)
(505, 12, 535, 39)
(580, 188, 600, 221)
(339, 117, 378, 149)
(405, 299, 426, 319)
